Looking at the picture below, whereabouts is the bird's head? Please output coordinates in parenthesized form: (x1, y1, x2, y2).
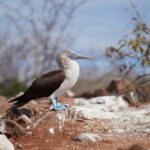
(57, 50, 92, 60)
(56, 50, 92, 69)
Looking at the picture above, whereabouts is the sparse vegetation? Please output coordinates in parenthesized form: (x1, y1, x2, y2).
(105, 0, 150, 87)
(0, 77, 27, 97)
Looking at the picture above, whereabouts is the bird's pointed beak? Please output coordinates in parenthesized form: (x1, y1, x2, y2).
(71, 52, 92, 60)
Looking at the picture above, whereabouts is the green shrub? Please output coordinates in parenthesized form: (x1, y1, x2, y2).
(0, 77, 27, 97)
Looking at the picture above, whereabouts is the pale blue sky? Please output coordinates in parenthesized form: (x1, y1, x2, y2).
(69, 0, 150, 54)
(0, 0, 150, 71)
(0, 0, 149, 54)
(66, 0, 150, 69)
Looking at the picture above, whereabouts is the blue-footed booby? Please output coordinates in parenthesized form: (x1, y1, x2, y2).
(8, 50, 91, 111)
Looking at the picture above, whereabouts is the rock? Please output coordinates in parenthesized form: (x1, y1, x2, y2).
(19, 108, 33, 118)
(26, 131, 32, 135)
(45, 140, 49, 142)
(69, 105, 117, 119)
(73, 95, 128, 112)
(72, 133, 101, 142)
(106, 79, 136, 94)
(0, 119, 25, 137)
(26, 125, 31, 130)
(129, 144, 147, 150)
(16, 115, 32, 128)
(123, 92, 139, 106)
(69, 95, 129, 120)
(5, 108, 33, 120)
(69, 106, 100, 119)
(0, 120, 6, 134)
(119, 144, 147, 150)
(75, 89, 110, 98)
(123, 89, 149, 106)
(49, 127, 54, 135)
(15, 143, 23, 149)
(6, 109, 22, 120)
(0, 134, 14, 150)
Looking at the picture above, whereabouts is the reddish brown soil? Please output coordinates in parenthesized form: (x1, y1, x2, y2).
(11, 109, 150, 150)
(1, 95, 150, 150)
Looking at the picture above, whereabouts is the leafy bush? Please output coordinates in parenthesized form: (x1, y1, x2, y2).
(0, 77, 27, 97)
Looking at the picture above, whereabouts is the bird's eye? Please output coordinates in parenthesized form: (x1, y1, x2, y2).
(70, 53, 75, 59)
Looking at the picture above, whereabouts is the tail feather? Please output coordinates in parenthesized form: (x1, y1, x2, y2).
(8, 95, 29, 111)
(8, 95, 24, 103)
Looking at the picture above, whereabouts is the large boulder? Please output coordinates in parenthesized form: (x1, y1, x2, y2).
(73, 95, 128, 112)
(0, 134, 14, 150)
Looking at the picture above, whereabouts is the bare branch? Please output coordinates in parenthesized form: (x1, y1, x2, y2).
(129, 0, 145, 24)
(0, 0, 87, 83)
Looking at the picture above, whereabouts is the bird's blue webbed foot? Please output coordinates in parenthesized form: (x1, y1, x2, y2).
(50, 97, 68, 111)
(54, 104, 68, 110)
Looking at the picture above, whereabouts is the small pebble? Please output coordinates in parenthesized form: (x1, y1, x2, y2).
(16, 143, 23, 149)
(26, 131, 32, 135)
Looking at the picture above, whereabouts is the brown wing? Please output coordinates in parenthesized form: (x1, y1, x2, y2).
(24, 70, 65, 100)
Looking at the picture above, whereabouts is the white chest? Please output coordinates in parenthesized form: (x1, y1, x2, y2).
(54, 60, 79, 97)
